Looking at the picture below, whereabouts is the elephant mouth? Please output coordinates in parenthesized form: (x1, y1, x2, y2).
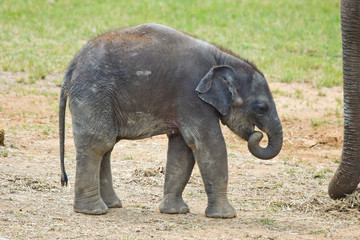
(241, 125, 255, 142)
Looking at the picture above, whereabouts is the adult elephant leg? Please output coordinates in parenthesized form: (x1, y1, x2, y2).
(159, 133, 195, 214)
(328, 0, 360, 199)
(100, 148, 122, 208)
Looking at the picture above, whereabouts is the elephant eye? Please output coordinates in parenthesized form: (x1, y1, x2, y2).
(253, 102, 268, 114)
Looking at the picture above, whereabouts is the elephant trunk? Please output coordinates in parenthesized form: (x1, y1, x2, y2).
(328, 0, 360, 199)
(247, 124, 283, 160)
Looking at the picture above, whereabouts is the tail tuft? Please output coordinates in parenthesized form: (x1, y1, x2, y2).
(61, 173, 68, 187)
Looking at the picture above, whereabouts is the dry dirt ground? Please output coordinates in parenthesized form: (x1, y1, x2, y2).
(1, 71, 360, 240)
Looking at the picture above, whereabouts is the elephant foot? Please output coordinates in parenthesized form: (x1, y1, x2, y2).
(205, 199, 236, 219)
(103, 195, 122, 208)
(159, 194, 190, 214)
(74, 195, 108, 215)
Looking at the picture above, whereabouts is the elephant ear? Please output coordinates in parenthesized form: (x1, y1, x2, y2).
(196, 65, 237, 115)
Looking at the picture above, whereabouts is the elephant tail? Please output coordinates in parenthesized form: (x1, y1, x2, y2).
(59, 67, 73, 186)
(59, 88, 68, 186)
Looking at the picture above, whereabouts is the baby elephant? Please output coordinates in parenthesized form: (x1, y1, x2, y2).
(59, 23, 283, 218)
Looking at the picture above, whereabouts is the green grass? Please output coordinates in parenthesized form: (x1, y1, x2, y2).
(310, 118, 331, 130)
(0, 0, 341, 87)
(0, 148, 9, 157)
(257, 217, 276, 227)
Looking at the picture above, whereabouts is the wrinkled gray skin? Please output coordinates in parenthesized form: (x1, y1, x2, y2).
(328, 0, 360, 199)
(59, 24, 283, 218)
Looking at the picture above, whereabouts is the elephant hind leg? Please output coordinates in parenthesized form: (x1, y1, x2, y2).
(72, 131, 117, 214)
(69, 94, 119, 214)
(73, 148, 108, 215)
(100, 148, 122, 208)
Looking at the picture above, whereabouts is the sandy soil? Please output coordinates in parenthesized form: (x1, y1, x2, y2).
(1, 71, 360, 240)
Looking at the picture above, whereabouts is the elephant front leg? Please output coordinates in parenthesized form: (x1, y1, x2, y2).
(159, 133, 195, 214)
(74, 149, 108, 215)
(199, 154, 236, 218)
(182, 125, 236, 219)
(100, 149, 122, 208)
(197, 140, 236, 218)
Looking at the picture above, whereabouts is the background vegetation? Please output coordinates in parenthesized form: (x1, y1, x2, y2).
(0, 0, 341, 87)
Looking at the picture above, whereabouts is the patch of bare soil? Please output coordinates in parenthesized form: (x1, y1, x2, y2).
(1, 71, 360, 239)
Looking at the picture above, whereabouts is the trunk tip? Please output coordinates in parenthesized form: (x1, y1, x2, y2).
(247, 131, 282, 160)
(328, 175, 359, 200)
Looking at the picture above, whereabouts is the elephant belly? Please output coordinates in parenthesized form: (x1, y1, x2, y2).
(118, 112, 178, 140)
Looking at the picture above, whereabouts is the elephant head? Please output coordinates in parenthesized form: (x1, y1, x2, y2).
(328, 0, 360, 199)
(196, 65, 283, 160)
